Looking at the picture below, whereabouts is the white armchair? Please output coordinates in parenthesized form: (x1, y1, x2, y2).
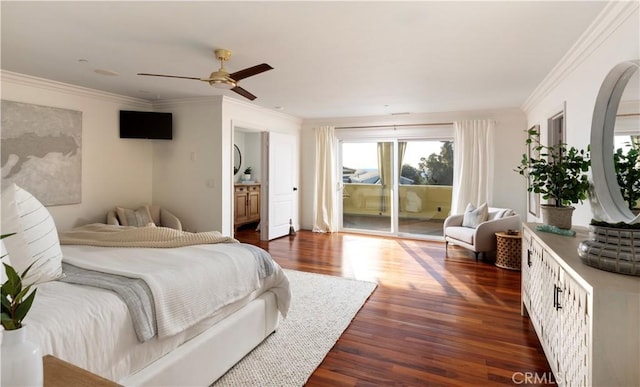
(107, 205, 182, 231)
(444, 207, 520, 261)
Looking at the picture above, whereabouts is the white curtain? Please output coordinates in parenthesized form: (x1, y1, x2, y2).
(398, 141, 407, 177)
(312, 126, 339, 232)
(451, 120, 495, 214)
(376, 142, 392, 212)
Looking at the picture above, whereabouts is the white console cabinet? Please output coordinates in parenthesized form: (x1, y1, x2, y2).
(521, 223, 639, 386)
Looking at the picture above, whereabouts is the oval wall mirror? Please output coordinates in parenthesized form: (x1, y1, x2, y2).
(590, 59, 640, 223)
(614, 68, 640, 216)
(233, 144, 242, 175)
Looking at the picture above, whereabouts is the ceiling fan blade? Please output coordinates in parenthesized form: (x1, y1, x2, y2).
(229, 64, 273, 81)
(231, 86, 257, 101)
(137, 73, 202, 81)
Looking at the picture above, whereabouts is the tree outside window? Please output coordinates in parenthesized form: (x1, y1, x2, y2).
(400, 141, 453, 186)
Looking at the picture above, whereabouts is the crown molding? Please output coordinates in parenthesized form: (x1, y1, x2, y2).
(521, 1, 639, 114)
(1, 70, 151, 108)
(301, 106, 523, 129)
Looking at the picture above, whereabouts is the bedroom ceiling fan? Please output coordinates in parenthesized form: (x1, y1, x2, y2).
(137, 49, 273, 101)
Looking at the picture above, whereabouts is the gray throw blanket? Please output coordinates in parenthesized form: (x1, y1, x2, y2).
(238, 243, 276, 279)
(59, 263, 157, 342)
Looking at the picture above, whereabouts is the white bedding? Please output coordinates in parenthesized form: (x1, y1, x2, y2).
(62, 243, 289, 338)
(24, 243, 290, 382)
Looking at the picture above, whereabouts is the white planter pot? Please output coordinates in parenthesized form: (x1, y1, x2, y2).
(1, 326, 43, 387)
(243, 174, 251, 181)
(540, 205, 574, 230)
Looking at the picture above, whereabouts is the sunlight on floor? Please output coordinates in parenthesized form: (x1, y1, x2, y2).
(340, 234, 389, 283)
(339, 235, 512, 308)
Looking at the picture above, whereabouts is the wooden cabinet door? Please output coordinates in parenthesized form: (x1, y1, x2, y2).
(234, 185, 260, 230)
(235, 189, 248, 224)
(248, 188, 260, 221)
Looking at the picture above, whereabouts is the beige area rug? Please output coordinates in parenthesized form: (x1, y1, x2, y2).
(212, 269, 377, 386)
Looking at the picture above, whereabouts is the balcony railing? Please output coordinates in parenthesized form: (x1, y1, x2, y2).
(342, 183, 452, 220)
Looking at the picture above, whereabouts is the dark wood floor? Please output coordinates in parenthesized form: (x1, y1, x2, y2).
(235, 229, 553, 386)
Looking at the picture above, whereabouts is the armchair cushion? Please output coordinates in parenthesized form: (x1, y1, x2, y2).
(445, 227, 475, 245)
(116, 206, 155, 227)
(488, 208, 515, 220)
(462, 202, 488, 228)
(107, 205, 182, 231)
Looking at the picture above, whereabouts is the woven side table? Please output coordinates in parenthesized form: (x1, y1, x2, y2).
(495, 231, 522, 270)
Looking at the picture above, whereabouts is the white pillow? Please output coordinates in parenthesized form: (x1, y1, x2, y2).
(2, 184, 63, 284)
(462, 202, 488, 228)
(494, 208, 515, 219)
(1, 183, 31, 275)
(116, 205, 155, 227)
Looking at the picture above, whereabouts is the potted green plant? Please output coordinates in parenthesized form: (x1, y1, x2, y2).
(613, 144, 640, 214)
(243, 166, 253, 182)
(515, 128, 591, 229)
(1, 233, 43, 386)
(1, 262, 38, 330)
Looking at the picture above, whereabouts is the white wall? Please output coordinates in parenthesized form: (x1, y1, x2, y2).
(523, 2, 640, 227)
(300, 108, 528, 230)
(151, 96, 301, 236)
(1, 71, 154, 231)
(151, 97, 223, 233)
(244, 132, 262, 181)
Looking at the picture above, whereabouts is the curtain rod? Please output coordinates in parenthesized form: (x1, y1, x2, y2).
(335, 122, 454, 130)
(617, 113, 640, 117)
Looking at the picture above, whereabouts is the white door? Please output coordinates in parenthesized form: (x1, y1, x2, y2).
(262, 131, 297, 240)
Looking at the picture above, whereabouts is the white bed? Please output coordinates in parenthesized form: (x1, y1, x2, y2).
(1, 184, 289, 385)
(26, 242, 290, 386)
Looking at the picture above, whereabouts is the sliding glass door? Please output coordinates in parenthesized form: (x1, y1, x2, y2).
(398, 140, 453, 236)
(341, 141, 393, 232)
(340, 138, 453, 238)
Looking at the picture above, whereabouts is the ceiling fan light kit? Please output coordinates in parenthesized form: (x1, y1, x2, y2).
(137, 48, 272, 100)
(208, 76, 236, 89)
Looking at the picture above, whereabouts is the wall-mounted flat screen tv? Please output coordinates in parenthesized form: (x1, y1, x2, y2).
(120, 110, 173, 140)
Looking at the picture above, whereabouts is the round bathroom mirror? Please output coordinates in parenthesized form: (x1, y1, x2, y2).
(233, 144, 242, 175)
(590, 59, 640, 223)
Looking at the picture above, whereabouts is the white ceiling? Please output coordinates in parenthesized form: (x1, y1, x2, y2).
(1, 1, 608, 119)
